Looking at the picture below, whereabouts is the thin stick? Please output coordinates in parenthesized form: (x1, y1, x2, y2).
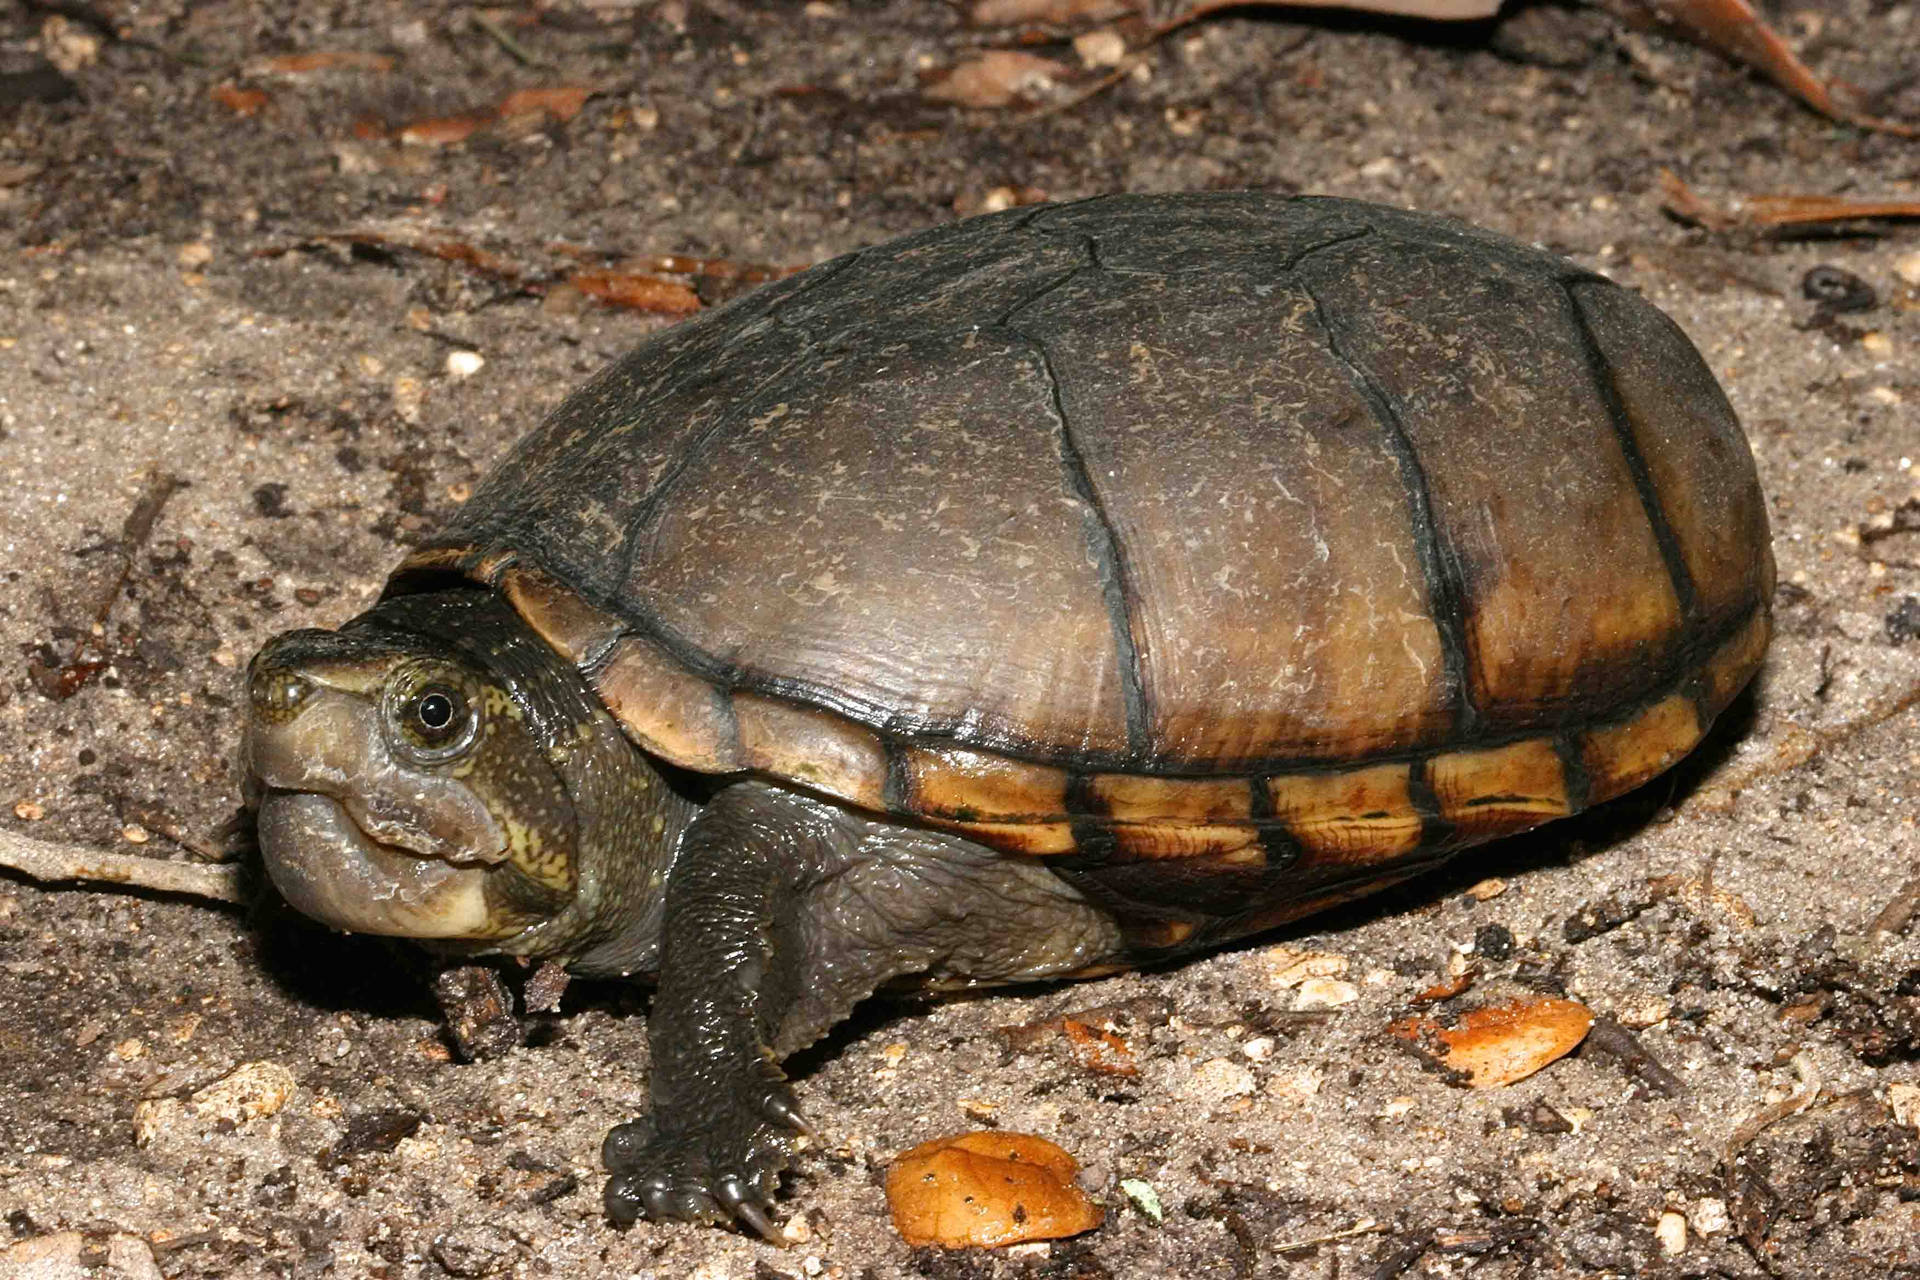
(471, 11, 548, 67)
(0, 828, 245, 904)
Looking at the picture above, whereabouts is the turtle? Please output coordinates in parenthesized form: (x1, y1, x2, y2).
(244, 191, 1774, 1236)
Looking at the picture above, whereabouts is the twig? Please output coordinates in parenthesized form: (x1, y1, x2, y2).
(1581, 1016, 1686, 1097)
(0, 827, 246, 904)
(1865, 874, 1920, 940)
(1273, 1217, 1383, 1254)
(1688, 677, 1920, 811)
(30, 469, 185, 700)
(471, 11, 549, 68)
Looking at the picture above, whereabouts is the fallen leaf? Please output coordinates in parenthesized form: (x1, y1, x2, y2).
(1604, 0, 1916, 136)
(888, 1132, 1103, 1248)
(1392, 997, 1593, 1088)
(925, 50, 1073, 109)
(399, 114, 491, 147)
(210, 83, 270, 116)
(256, 51, 397, 75)
(1661, 170, 1920, 231)
(566, 270, 703, 314)
(497, 87, 593, 123)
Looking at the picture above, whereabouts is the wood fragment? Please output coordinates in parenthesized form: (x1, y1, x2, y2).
(1580, 1016, 1685, 1097)
(0, 828, 245, 903)
(472, 11, 550, 67)
(1865, 875, 1920, 940)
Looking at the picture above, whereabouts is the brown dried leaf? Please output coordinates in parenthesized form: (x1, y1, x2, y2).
(398, 114, 490, 147)
(256, 51, 397, 75)
(210, 84, 270, 116)
(497, 87, 594, 123)
(1661, 171, 1920, 230)
(1609, 0, 1916, 135)
(566, 270, 703, 314)
(925, 50, 1074, 109)
(1392, 997, 1594, 1088)
(887, 1132, 1103, 1248)
(1060, 1018, 1138, 1077)
(970, 0, 1132, 23)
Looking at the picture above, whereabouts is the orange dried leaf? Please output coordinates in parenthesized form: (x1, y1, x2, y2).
(210, 84, 270, 116)
(497, 87, 593, 123)
(925, 50, 1073, 109)
(567, 270, 703, 314)
(1061, 1018, 1138, 1077)
(887, 1132, 1103, 1248)
(399, 115, 489, 147)
(1392, 997, 1593, 1088)
(259, 51, 397, 75)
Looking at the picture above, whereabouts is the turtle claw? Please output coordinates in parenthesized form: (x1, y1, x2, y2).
(600, 1084, 796, 1236)
(716, 1176, 782, 1242)
(762, 1092, 810, 1136)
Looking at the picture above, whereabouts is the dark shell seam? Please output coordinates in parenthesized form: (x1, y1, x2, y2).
(1559, 277, 1701, 625)
(1292, 255, 1481, 742)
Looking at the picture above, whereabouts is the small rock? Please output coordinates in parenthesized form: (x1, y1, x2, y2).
(1655, 1209, 1687, 1256)
(1259, 946, 1348, 988)
(13, 799, 45, 821)
(1294, 977, 1359, 1009)
(1182, 1057, 1255, 1101)
(1896, 252, 1920, 287)
(1689, 1197, 1731, 1236)
(445, 350, 484, 380)
(431, 1223, 520, 1277)
(1890, 1081, 1920, 1128)
(134, 1060, 298, 1146)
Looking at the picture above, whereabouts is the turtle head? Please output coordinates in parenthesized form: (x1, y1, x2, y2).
(246, 590, 604, 946)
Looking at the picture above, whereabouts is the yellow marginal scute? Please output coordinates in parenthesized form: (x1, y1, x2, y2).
(1700, 608, 1770, 714)
(1581, 693, 1701, 806)
(1429, 737, 1569, 841)
(1268, 762, 1424, 863)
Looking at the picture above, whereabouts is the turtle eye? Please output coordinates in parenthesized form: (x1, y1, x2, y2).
(412, 687, 463, 740)
(386, 677, 481, 762)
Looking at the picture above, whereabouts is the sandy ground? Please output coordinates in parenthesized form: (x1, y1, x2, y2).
(3, 1, 1920, 1276)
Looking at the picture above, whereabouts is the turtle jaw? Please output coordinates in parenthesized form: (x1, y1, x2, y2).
(257, 789, 504, 939)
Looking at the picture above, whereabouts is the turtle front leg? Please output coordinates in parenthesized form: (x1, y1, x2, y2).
(601, 780, 1124, 1236)
(600, 782, 821, 1236)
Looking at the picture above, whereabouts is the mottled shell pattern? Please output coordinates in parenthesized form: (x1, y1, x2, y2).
(399, 193, 1773, 923)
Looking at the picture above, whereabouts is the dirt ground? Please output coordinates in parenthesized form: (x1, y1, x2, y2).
(3, 1, 1919, 1276)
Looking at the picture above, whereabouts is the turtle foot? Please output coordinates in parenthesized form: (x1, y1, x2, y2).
(601, 1079, 804, 1239)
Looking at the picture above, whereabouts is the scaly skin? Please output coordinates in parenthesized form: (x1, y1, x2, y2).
(247, 590, 1125, 1237)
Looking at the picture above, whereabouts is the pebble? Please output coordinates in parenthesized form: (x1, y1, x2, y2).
(1656, 1209, 1687, 1255)
(13, 800, 45, 820)
(133, 1060, 297, 1146)
(1896, 251, 1920, 287)
(1294, 977, 1359, 1009)
(2, 1232, 163, 1280)
(1182, 1057, 1255, 1101)
(445, 350, 484, 380)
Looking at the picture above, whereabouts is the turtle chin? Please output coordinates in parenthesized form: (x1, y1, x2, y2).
(259, 790, 512, 940)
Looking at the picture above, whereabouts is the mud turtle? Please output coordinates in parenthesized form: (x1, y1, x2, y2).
(246, 192, 1773, 1234)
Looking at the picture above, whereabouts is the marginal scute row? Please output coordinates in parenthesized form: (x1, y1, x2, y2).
(396, 552, 1765, 871)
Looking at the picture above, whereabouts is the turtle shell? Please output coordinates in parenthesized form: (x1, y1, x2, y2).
(399, 192, 1772, 937)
